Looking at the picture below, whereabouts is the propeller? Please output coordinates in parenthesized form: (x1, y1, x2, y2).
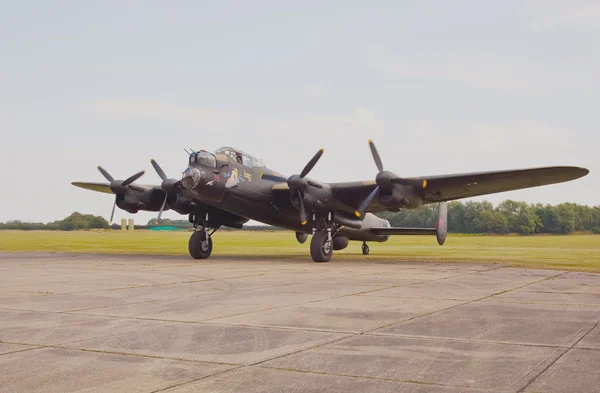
(287, 149, 324, 225)
(355, 140, 428, 218)
(97, 166, 145, 223)
(150, 159, 180, 221)
(354, 140, 389, 218)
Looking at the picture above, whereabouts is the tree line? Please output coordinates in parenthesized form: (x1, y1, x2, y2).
(1, 201, 599, 234)
(0, 212, 109, 231)
(377, 200, 600, 234)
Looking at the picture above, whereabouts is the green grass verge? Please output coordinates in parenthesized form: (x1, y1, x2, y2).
(1, 230, 599, 272)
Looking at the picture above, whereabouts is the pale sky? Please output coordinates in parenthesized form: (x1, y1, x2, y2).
(1, 1, 598, 223)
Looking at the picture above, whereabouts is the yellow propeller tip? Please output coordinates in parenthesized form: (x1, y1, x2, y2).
(368, 139, 373, 143)
(354, 211, 361, 218)
(320, 148, 324, 152)
(301, 221, 307, 225)
(422, 179, 428, 188)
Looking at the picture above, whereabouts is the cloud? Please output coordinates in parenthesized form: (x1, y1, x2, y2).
(521, 0, 600, 31)
(82, 97, 385, 176)
(84, 97, 384, 141)
(83, 97, 241, 132)
(305, 84, 328, 98)
(361, 44, 594, 94)
(400, 120, 576, 154)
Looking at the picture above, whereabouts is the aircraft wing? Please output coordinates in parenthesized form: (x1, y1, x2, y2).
(330, 166, 588, 211)
(417, 166, 588, 202)
(71, 182, 114, 194)
(71, 182, 157, 194)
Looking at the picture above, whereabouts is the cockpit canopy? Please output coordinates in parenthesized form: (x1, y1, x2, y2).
(189, 150, 217, 168)
(215, 147, 266, 168)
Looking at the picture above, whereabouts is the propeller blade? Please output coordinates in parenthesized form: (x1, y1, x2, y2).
(297, 190, 307, 225)
(355, 186, 379, 218)
(97, 166, 115, 183)
(157, 194, 167, 221)
(150, 159, 167, 181)
(122, 170, 145, 186)
(110, 200, 116, 223)
(369, 140, 384, 172)
(300, 148, 324, 178)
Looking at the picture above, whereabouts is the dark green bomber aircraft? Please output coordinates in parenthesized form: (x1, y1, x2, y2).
(72, 140, 589, 262)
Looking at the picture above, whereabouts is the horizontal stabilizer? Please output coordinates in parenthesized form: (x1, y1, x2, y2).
(371, 202, 448, 245)
(370, 227, 437, 236)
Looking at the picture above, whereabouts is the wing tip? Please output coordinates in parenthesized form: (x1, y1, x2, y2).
(71, 182, 114, 194)
(578, 167, 590, 177)
(560, 166, 589, 180)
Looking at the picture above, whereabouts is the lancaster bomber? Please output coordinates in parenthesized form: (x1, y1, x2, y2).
(73, 141, 589, 262)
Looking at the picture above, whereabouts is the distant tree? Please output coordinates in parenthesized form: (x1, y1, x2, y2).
(553, 203, 578, 234)
(447, 201, 467, 233)
(59, 213, 87, 231)
(377, 199, 599, 235)
(147, 218, 191, 229)
(56, 212, 108, 231)
(474, 210, 509, 234)
(88, 216, 109, 229)
(496, 200, 541, 234)
(2, 201, 599, 234)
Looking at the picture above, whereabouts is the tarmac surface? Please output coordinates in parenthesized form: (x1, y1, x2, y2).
(0, 252, 599, 393)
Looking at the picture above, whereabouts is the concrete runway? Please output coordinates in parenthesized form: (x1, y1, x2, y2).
(0, 253, 599, 393)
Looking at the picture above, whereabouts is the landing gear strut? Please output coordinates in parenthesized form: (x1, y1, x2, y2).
(188, 212, 216, 260)
(361, 241, 370, 256)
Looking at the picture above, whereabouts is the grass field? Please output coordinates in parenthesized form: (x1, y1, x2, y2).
(1, 230, 599, 272)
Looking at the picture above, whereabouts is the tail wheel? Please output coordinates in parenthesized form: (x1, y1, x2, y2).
(361, 242, 370, 256)
(189, 230, 213, 259)
(310, 231, 332, 262)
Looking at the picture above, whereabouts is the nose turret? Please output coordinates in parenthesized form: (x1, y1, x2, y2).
(180, 167, 202, 190)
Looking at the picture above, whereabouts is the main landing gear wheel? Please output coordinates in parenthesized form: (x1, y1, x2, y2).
(189, 230, 213, 259)
(310, 231, 333, 263)
(361, 242, 370, 256)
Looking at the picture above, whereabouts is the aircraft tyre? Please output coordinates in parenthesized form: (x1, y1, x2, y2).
(189, 230, 213, 259)
(361, 242, 370, 256)
(310, 231, 332, 263)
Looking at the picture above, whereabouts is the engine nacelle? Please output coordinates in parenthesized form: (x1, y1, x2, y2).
(116, 189, 165, 213)
(290, 187, 335, 213)
(378, 185, 422, 209)
(166, 194, 195, 215)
